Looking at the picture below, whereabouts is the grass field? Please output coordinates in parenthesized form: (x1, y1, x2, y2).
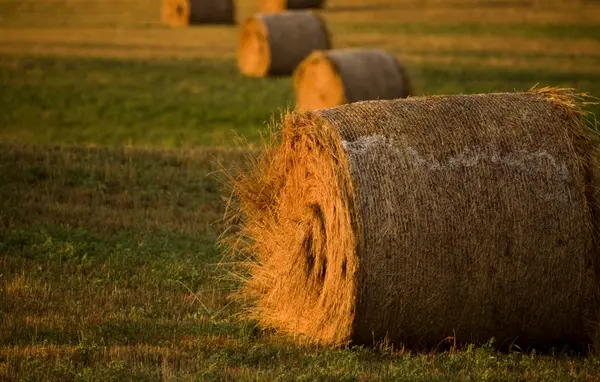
(2, 0, 600, 380)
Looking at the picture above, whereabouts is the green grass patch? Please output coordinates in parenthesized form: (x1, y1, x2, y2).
(411, 63, 600, 100)
(0, 55, 293, 147)
(0, 0, 159, 28)
(0, 142, 248, 233)
(1, 54, 599, 148)
(1, 142, 600, 380)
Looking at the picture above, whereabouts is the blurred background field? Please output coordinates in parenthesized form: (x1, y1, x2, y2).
(2, 0, 600, 380)
(1, 0, 599, 147)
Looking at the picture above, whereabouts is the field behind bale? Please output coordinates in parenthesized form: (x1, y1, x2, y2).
(1, 0, 600, 148)
(2, 0, 600, 380)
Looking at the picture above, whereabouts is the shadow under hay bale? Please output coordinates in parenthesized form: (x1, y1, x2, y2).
(294, 49, 411, 111)
(224, 88, 600, 351)
(237, 11, 330, 77)
(259, 0, 325, 14)
(162, 0, 235, 26)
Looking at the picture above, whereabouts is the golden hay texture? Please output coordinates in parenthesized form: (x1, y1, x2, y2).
(237, 11, 330, 77)
(161, 0, 234, 26)
(294, 49, 411, 111)
(224, 88, 600, 350)
(259, 0, 325, 13)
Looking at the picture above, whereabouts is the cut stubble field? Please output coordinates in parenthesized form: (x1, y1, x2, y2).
(2, 0, 600, 380)
(3, 143, 600, 381)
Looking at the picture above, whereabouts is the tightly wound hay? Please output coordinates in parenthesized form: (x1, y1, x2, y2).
(162, 0, 234, 26)
(294, 49, 411, 111)
(237, 11, 330, 77)
(259, 0, 325, 13)
(225, 88, 600, 350)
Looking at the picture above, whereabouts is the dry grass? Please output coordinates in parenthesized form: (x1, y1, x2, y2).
(0, 28, 237, 59)
(1, 30, 597, 74)
(323, 0, 600, 25)
(0, 0, 598, 75)
(6, 0, 595, 27)
(0, 31, 596, 74)
(334, 33, 600, 59)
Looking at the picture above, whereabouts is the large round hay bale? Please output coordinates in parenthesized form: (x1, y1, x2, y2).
(237, 11, 330, 77)
(294, 49, 411, 111)
(226, 88, 600, 350)
(162, 0, 234, 26)
(259, 0, 325, 13)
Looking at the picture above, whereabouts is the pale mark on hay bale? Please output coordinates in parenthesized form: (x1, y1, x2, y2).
(343, 135, 571, 176)
(343, 135, 572, 202)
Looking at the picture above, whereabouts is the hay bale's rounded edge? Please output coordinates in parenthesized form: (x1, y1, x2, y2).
(162, 0, 190, 27)
(237, 15, 271, 77)
(222, 110, 362, 346)
(293, 50, 346, 111)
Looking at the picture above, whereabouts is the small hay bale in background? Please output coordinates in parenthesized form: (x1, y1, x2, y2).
(237, 11, 330, 77)
(259, 0, 325, 13)
(162, 0, 235, 26)
(294, 48, 411, 111)
(225, 88, 600, 350)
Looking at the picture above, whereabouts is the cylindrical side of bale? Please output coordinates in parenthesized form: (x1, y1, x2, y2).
(228, 89, 600, 350)
(162, 0, 234, 26)
(294, 49, 411, 111)
(259, 0, 325, 13)
(237, 11, 330, 77)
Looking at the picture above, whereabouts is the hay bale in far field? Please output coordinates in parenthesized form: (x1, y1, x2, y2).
(237, 11, 330, 77)
(294, 49, 411, 111)
(225, 88, 600, 350)
(162, 0, 234, 26)
(259, 0, 325, 13)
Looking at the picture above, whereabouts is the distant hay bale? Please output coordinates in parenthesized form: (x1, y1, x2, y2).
(237, 11, 330, 77)
(225, 88, 600, 350)
(162, 0, 234, 26)
(259, 0, 325, 13)
(294, 49, 411, 111)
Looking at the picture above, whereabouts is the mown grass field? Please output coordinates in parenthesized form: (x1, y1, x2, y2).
(1, 0, 600, 380)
